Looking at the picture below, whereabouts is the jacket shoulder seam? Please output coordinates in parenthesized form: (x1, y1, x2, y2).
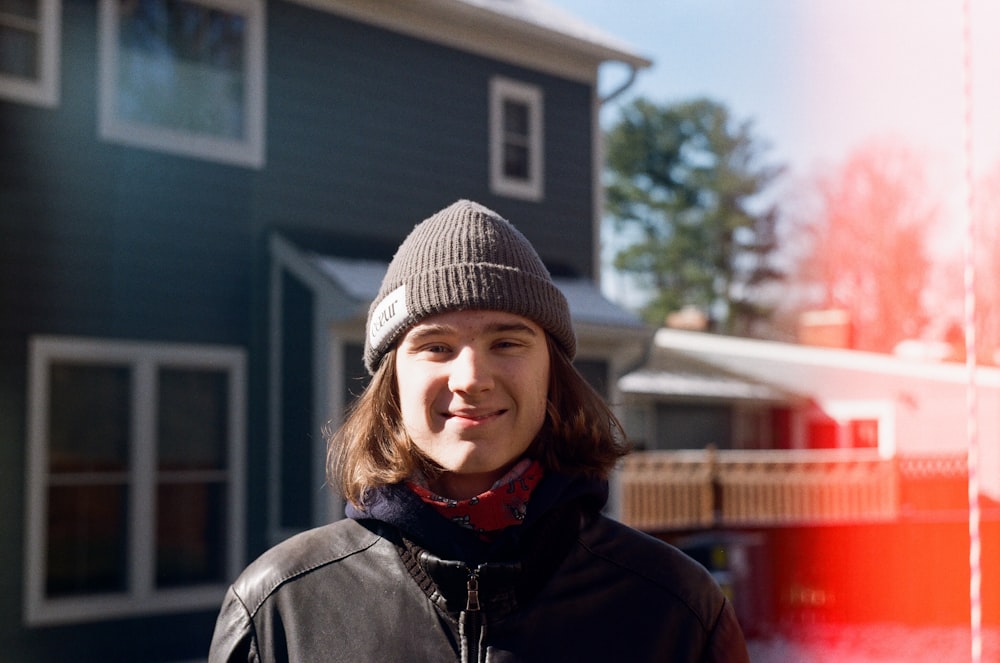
(235, 521, 383, 617)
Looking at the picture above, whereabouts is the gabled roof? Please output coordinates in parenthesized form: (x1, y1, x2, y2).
(619, 347, 801, 403)
(293, 0, 651, 83)
(650, 328, 1000, 389)
(312, 256, 388, 304)
(623, 326, 1000, 407)
(458, 0, 648, 63)
(311, 253, 646, 332)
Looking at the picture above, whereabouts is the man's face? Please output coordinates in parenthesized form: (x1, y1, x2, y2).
(395, 309, 550, 499)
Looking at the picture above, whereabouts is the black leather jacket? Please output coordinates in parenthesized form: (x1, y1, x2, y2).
(209, 488, 749, 663)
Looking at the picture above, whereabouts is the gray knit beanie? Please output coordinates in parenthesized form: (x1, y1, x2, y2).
(364, 199, 575, 373)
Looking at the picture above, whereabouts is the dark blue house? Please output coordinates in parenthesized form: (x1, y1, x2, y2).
(0, 0, 649, 659)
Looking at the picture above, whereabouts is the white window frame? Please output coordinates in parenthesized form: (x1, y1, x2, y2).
(24, 336, 247, 626)
(489, 76, 544, 201)
(813, 399, 896, 458)
(0, 0, 60, 107)
(97, 0, 266, 168)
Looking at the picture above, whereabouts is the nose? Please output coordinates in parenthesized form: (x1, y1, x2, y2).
(447, 346, 493, 395)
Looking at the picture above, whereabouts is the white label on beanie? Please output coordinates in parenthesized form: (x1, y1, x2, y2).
(369, 284, 408, 347)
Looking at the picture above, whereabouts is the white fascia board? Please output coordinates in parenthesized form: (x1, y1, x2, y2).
(654, 328, 1000, 387)
(288, 0, 651, 84)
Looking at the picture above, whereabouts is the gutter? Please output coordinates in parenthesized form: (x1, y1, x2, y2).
(599, 63, 641, 105)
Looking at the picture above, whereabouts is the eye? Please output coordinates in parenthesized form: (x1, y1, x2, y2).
(493, 338, 529, 351)
(423, 343, 451, 354)
(410, 341, 454, 358)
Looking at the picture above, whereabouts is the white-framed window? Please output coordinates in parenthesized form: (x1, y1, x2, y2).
(808, 400, 896, 458)
(0, 0, 60, 107)
(97, 0, 266, 168)
(489, 76, 544, 201)
(24, 337, 246, 626)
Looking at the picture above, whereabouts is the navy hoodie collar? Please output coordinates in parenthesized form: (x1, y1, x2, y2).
(346, 472, 608, 563)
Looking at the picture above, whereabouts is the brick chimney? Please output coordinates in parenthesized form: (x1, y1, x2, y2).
(798, 309, 853, 349)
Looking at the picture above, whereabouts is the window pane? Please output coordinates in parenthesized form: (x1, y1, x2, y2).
(0, 26, 37, 78)
(808, 418, 839, 449)
(503, 99, 529, 136)
(573, 358, 609, 400)
(116, 0, 246, 138)
(46, 484, 128, 597)
(156, 481, 226, 586)
(503, 143, 529, 179)
(158, 367, 228, 470)
(49, 363, 131, 473)
(654, 403, 733, 451)
(851, 419, 879, 448)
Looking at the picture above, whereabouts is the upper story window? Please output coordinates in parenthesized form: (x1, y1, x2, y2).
(0, 0, 60, 106)
(489, 76, 544, 201)
(24, 337, 246, 625)
(98, 0, 265, 168)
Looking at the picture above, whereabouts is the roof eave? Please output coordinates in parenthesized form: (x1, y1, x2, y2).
(288, 0, 652, 83)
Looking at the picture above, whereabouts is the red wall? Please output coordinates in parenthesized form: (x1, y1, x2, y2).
(664, 477, 999, 633)
(764, 517, 999, 627)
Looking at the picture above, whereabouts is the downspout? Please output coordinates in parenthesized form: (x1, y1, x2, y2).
(592, 61, 641, 300)
(599, 63, 639, 105)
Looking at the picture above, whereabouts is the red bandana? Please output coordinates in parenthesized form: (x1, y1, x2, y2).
(408, 459, 544, 536)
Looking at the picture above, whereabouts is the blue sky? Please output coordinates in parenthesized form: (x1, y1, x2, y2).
(551, 0, 999, 185)
(549, 0, 1000, 309)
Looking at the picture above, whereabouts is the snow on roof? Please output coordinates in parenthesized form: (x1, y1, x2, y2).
(619, 369, 793, 402)
(311, 254, 645, 330)
(457, 0, 651, 66)
(619, 345, 799, 403)
(653, 327, 1000, 386)
(551, 276, 644, 329)
(312, 256, 386, 302)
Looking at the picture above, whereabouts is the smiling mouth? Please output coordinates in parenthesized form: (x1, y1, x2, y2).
(446, 409, 505, 421)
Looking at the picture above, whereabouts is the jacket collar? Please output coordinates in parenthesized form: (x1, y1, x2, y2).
(346, 472, 608, 563)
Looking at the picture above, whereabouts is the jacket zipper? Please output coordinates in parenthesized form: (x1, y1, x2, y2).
(466, 568, 481, 612)
(461, 566, 486, 663)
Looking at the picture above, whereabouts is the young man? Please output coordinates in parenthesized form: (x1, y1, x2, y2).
(209, 200, 749, 662)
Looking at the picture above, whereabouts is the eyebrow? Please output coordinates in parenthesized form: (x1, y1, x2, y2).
(488, 322, 539, 336)
(405, 320, 539, 342)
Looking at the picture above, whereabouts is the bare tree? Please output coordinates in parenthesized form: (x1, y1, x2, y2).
(786, 141, 937, 353)
(972, 166, 1000, 363)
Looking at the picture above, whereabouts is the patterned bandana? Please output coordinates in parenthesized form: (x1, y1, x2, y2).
(408, 459, 544, 537)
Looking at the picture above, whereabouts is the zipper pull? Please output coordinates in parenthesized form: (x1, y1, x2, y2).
(466, 568, 481, 612)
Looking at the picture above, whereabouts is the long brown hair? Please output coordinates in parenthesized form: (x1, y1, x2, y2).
(327, 336, 631, 507)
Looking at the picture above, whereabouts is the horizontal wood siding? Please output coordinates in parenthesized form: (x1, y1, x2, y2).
(2, 0, 597, 349)
(2, 0, 254, 345)
(262, 1, 595, 276)
(0, 0, 597, 657)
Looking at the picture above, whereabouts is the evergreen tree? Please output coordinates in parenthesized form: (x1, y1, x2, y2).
(605, 97, 784, 334)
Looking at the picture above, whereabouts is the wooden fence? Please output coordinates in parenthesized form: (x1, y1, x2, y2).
(618, 450, 715, 530)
